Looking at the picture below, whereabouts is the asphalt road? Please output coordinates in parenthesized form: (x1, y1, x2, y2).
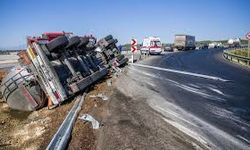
(129, 48, 250, 149)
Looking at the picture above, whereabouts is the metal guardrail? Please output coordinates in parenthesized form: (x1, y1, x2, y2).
(46, 92, 87, 150)
(223, 48, 250, 66)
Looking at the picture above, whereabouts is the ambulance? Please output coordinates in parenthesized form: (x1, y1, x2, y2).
(141, 36, 162, 55)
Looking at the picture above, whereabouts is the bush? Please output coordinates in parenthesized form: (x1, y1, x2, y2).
(231, 49, 250, 58)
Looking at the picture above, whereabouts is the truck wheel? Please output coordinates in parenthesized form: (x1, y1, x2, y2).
(107, 39, 118, 45)
(104, 35, 113, 41)
(78, 37, 89, 49)
(66, 36, 81, 49)
(46, 36, 69, 52)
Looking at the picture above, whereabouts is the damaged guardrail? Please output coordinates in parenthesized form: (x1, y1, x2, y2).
(0, 32, 128, 111)
(46, 93, 86, 150)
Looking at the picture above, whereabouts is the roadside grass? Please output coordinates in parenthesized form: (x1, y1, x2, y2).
(229, 49, 250, 58)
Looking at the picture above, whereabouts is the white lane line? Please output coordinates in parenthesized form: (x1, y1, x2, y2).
(175, 83, 226, 102)
(236, 135, 250, 144)
(129, 67, 226, 102)
(162, 118, 210, 149)
(155, 105, 198, 128)
(207, 87, 224, 95)
(188, 83, 201, 89)
(130, 63, 229, 82)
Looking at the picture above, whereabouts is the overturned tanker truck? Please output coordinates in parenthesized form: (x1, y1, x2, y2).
(0, 32, 128, 111)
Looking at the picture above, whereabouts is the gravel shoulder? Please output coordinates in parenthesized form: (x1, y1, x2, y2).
(95, 70, 208, 150)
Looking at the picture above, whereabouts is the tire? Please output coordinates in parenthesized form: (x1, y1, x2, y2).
(176, 46, 183, 51)
(66, 36, 80, 49)
(46, 36, 69, 52)
(116, 54, 125, 61)
(107, 39, 118, 45)
(104, 35, 113, 41)
(113, 39, 118, 44)
(78, 37, 89, 49)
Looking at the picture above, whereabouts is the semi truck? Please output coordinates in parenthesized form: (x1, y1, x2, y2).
(174, 34, 196, 50)
(0, 32, 128, 111)
(228, 38, 241, 48)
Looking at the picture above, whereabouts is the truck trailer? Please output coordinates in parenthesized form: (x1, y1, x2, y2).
(228, 38, 241, 48)
(174, 34, 196, 50)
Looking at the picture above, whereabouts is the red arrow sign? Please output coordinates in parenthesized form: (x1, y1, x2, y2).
(246, 32, 250, 40)
(131, 38, 137, 52)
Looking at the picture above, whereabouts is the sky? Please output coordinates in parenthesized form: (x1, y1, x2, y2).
(0, 0, 249, 49)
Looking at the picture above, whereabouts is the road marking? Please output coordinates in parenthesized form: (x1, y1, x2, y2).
(155, 105, 199, 128)
(130, 63, 229, 82)
(236, 135, 250, 144)
(129, 67, 226, 102)
(162, 118, 210, 149)
(175, 83, 226, 102)
(207, 87, 224, 95)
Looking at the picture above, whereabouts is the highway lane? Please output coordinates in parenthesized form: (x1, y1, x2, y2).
(129, 48, 250, 149)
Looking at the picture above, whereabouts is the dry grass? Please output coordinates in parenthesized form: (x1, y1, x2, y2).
(230, 49, 250, 58)
(0, 70, 7, 82)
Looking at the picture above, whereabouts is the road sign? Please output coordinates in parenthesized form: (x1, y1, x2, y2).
(131, 38, 137, 53)
(246, 32, 250, 40)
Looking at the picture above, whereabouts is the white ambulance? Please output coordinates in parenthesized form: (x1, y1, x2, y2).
(141, 36, 162, 55)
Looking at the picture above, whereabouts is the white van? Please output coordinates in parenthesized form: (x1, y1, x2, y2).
(141, 37, 162, 54)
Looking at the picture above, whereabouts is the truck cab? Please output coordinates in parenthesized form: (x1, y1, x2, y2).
(141, 37, 162, 55)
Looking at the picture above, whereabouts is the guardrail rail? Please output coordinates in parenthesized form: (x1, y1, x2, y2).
(223, 48, 250, 67)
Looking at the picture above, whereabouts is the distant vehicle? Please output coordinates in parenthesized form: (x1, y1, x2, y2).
(217, 42, 223, 48)
(209, 42, 218, 48)
(200, 43, 208, 49)
(228, 38, 241, 48)
(164, 44, 174, 52)
(208, 42, 223, 49)
(141, 36, 162, 55)
(174, 34, 196, 50)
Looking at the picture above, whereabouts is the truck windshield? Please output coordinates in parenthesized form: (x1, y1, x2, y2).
(151, 41, 161, 47)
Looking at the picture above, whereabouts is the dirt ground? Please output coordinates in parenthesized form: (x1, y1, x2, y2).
(67, 77, 113, 150)
(0, 70, 7, 82)
(0, 95, 75, 150)
(0, 70, 207, 150)
(0, 75, 113, 150)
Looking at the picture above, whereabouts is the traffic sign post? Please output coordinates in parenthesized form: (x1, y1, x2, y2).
(246, 32, 250, 65)
(131, 38, 137, 63)
(248, 40, 250, 65)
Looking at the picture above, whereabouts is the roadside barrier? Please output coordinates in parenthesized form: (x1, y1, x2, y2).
(223, 48, 250, 66)
(46, 92, 86, 150)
